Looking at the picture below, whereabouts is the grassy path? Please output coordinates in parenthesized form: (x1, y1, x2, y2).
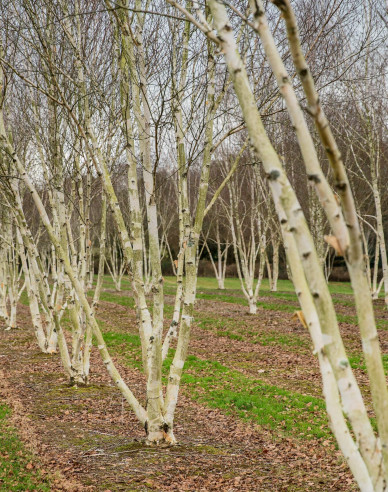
(100, 323, 330, 442)
(91, 277, 388, 444)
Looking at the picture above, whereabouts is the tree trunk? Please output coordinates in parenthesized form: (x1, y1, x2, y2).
(271, 240, 280, 292)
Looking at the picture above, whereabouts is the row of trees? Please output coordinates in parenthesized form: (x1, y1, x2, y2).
(0, 0, 387, 489)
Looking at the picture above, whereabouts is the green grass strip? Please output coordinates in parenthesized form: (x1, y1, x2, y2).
(197, 313, 309, 348)
(94, 284, 388, 331)
(95, 291, 310, 350)
(99, 330, 330, 441)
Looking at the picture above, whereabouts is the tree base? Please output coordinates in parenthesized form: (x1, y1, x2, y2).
(146, 428, 177, 446)
(69, 375, 88, 387)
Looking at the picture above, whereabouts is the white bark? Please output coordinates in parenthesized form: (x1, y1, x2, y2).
(202, 0, 387, 486)
(272, 0, 388, 479)
(16, 228, 47, 351)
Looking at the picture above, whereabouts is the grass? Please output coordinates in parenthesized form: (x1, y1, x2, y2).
(197, 312, 309, 348)
(349, 354, 388, 374)
(97, 287, 388, 376)
(95, 329, 330, 441)
(89, 274, 388, 443)
(89, 290, 174, 318)
(5, 274, 385, 489)
(17, 275, 388, 447)
(98, 291, 136, 309)
(19, 290, 29, 307)
(167, 353, 330, 441)
(95, 274, 388, 330)
(97, 273, 385, 308)
(0, 404, 52, 491)
(94, 290, 310, 351)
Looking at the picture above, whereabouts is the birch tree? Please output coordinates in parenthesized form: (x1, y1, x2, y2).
(202, 210, 230, 290)
(105, 233, 126, 292)
(223, 159, 269, 314)
(339, 87, 388, 304)
(0, 214, 25, 330)
(166, 0, 388, 488)
(0, 0, 233, 443)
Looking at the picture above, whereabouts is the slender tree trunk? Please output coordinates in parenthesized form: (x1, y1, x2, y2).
(372, 174, 388, 307)
(372, 236, 381, 299)
(271, 239, 280, 292)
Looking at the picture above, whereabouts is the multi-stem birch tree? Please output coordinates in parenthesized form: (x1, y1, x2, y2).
(0, 0, 235, 443)
(0, 212, 25, 330)
(338, 86, 388, 304)
(166, 0, 388, 488)
(202, 208, 230, 290)
(0, 2, 109, 380)
(105, 232, 126, 292)
(222, 158, 269, 314)
(0, 175, 57, 351)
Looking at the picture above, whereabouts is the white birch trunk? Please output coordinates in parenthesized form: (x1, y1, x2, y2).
(16, 229, 47, 351)
(372, 170, 388, 307)
(202, 1, 388, 486)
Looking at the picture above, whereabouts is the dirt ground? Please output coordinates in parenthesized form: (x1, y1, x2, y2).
(1, 290, 384, 491)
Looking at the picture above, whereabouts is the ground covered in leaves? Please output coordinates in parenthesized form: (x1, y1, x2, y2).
(1, 277, 387, 491)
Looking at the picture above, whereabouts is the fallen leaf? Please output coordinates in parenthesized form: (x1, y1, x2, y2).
(324, 235, 344, 256)
(292, 310, 308, 329)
